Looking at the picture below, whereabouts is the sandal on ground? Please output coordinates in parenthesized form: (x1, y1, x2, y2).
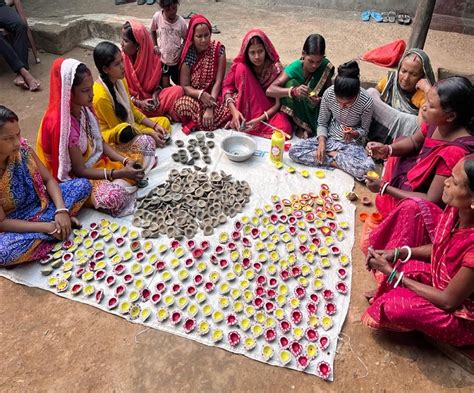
(388, 11, 396, 23)
(403, 14, 412, 25)
(361, 10, 371, 22)
(146, 0, 156, 4)
(371, 11, 383, 23)
(212, 25, 221, 34)
(381, 12, 389, 23)
(397, 13, 405, 24)
(136, 0, 146, 5)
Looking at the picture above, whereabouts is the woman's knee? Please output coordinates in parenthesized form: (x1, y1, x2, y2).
(367, 87, 381, 100)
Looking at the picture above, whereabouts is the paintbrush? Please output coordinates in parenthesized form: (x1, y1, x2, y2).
(260, 121, 292, 139)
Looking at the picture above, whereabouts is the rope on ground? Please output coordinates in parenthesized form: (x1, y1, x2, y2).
(337, 332, 369, 379)
(135, 327, 151, 343)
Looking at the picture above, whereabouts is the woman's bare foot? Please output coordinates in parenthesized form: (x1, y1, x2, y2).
(13, 74, 28, 89)
(71, 217, 82, 229)
(19, 68, 40, 91)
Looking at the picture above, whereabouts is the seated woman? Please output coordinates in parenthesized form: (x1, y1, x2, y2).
(92, 41, 171, 147)
(368, 48, 436, 143)
(37, 58, 154, 217)
(173, 14, 231, 133)
(289, 60, 375, 180)
(121, 21, 184, 119)
(267, 34, 334, 139)
(362, 157, 474, 347)
(221, 28, 291, 139)
(366, 76, 474, 218)
(0, 106, 91, 266)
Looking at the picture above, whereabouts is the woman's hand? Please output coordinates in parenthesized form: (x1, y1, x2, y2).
(366, 142, 390, 159)
(200, 91, 216, 108)
(416, 78, 431, 93)
(365, 177, 382, 193)
(142, 98, 157, 113)
(367, 248, 393, 275)
(54, 212, 72, 241)
(244, 118, 260, 131)
(202, 107, 214, 128)
(149, 131, 165, 148)
(230, 110, 245, 130)
(308, 95, 321, 105)
(293, 84, 309, 98)
(316, 139, 326, 163)
(343, 127, 360, 143)
(116, 166, 145, 181)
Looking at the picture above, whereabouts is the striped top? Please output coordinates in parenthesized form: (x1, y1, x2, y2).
(317, 86, 374, 141)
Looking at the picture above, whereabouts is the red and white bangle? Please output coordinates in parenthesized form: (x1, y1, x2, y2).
(122, 157, 129, 166)
(288, 87, 294, 98)
(379, 182, 389, 196)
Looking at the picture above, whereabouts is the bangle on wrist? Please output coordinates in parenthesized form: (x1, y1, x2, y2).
(392, 247, 400, 264)
(198, 89, 204, 100)
(47, 226, 59, 235)
(288, 87, 294, 98)
(263, 111, 269, 121)
(394, 271, 404, 288)
(54, 208, 69, 215)
(380, 182, 389, 196)
(400, 245, 412, 263)
(122, 157, 129, 166)
(387, 266, 398, 285)
(104, 168, 108, 180)
(110, 169, 115, 181)
(386, 144, 393, 158)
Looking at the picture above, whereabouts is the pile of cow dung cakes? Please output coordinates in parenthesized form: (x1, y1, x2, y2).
(134, 168, 251, 239)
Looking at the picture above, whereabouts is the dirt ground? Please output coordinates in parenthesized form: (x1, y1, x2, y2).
(1, 1, 474, 392)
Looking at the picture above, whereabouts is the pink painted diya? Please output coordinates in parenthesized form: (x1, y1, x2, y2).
(113, 264, 126, 275)
(297, 355, 310, 370)
(123, 274, 133, 285)
(279, 336, 290, 349)
(291, 310, 303, 324)
(171, 311, 182, 325)
(306, 302, 318, 315)
(256, 275, 266, 286)
(264, 301, 275, 313)
(323, 289, 334, 300)
(316, 361, 331, 380)
(253, 262, 262, 273)
(62, 239, 73, 249)
(151, 293, 161, 305)
(141, 288, 151, 301)
(325, 302, 337, 315)
(154, 260, 166, 271)
(204, 281, 214, 293)
(294, 286, 306, 299)
(115, 284, 126, 297)
(186, 239, 196, 250)
(107, 297, 118, 310)
(228, 331, 241, 347)
(251, 228, 260, 239)
(136, 251, 145, 261)
(219, 259, 229, 269)
(184, 258, 194, 268)
(253, 297, 264, 309)
(330, 246, 341, 255)
(75, 267, 85, 278)
(267, 278, 278, 289)
(319, 335, 330, 350)
(200, 240, 210, 250)
(305, 327, 319, 342)
(231, 231, 240, 241)
(264, 328, 277, 342)
(337, 268, 347, 280)
(192, 248, 204, 259)
(241, 237, 251, 247)
(106, 275, 116, 286)
(310, 293, 320, 304)
(155, 282, 166, 293)
(187, 286, 197, 296)
(94, 269, 106, 281)
(255, 286, 265, 297)
(93, 250, 104, 261)
(226, 313, 238, 327)
(95, 289, 104, 304)
(71, 283, 82, 295)
(130, 241, 140, 252)
(89, 230, 99, 240)
(280, 320, 291, 333)
(215, 245, 224, 255)
(193, 274, 203, 286)
(290, 341, 303, 357)
(291, 266, 302, 278)
(280, 269, 290, 281)
(171, 240, 180, 249)
(115, 236, 125, 247)
(234, 220, 243, 231)
(336, 281, 348, 295)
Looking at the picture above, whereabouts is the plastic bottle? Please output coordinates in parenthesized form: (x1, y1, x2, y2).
(270, 130, 284, 163)
(360, 212, 383, 255)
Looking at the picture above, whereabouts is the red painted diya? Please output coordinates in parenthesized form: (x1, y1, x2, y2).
(123, 274, 133, 285)
(316, 361, 331, 380)
(192, 248, 204, 259)
(228, 331, 241, 347)
(94, 269, 106, 281)
(274, 203, 283, 212)
(265, 301, 275, 313)
(62, 239, 73, 249)
(264, 328, 277, 342)
(200, 240, 210, 250)
(291, 310, 303, 324)
(215, 245, 224, 255)
(242, 257, 251, 269)
(107, 297, 118, 310)
(337, 268, 347, 280)
(183, 318, 196, 333)
(253, 297, 264, 309)
(187, 286, 197, 296)
(75, 267, 85, 278)
(251, 228, 260, 239)
(280, 269, 290, 281)
(136, 251, 145, 261)
(288, 215, 298, 224)
(171, 311, 182, 325)
(299, 245, 309, 254)
(311, 237, 321, 246)
(227, 242, 237, 251)
(280, 320, 291, 333)
(294, 286, 306, 299)
(288, 226, 297, 236)
(151, 293, 161, 304)
(171, 240, 180, 250)
(279, 214, 288, 224)
(105, 275, 116, 286)
(309, 227, 317, 235)
(253, 262, 262, 273)
(95, 290, 104, 304)
(268, 278, 278, 289)
(319, 335, 330, 350)
(210, 254, 218, 264)
(305, 327, 319, 342)
(193, 274, 203, 286)
(310, 293, 320, 304)
(90, 230, 99, 240)
(185, 258, 194, 268)
(290, 341, 302, 356)
(71, 283, 82, 295)
(204, 281, 214, 293)
(267, 288, 277, 299)
(93, 251, 104, 261)
(255, 286, 265, 297)
(115, 237, 125, 247)
(115, 284, 126, 297)
(256, 275, 266, 286)
(187, 239, 196, 250)
(130, 241, 140, 252)
(291, 266, 302, 278)
(306, 302, 318, 315)
(88, 261, 97, 271)
(325, 302, 337, 315)
(155, 282, 166, 293)
(141, 288, 151, 301)
(323, 289, 334, 300)
(279, 336, 290, 349)
(226, 313, 238, 326)
(219, 259, 229, 269)
(330, 246, 341, 255)
(297, 355, 310, 370)
(270, 214, 279, 224)
(90, 222, 98, 230)
(242, 237, 251, 247)
(234, 220, 243, 231)
(336, 281, 348, 295)
(113, 264, 126, 275)
(154, 260, 166, 271)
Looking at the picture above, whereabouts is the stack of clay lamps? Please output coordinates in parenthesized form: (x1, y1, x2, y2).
(134, 168, 251, 239)
(171, 132, 215, 169)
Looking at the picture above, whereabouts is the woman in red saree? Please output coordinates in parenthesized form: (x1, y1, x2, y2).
(365, 77, 474, 218)
(173, 14, 231, 133)
(362, 157, 474, 346)
(121, 21, 183, 120)
(222, 29, 291, 139)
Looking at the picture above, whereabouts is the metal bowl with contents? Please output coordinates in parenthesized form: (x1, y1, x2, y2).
(221, 134, 257, 162)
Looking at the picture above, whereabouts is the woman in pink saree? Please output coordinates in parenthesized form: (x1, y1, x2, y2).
(362, 157, 474, 346)
(222, 29, 291, 139)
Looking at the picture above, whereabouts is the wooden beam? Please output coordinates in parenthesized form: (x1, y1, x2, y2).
(408, 0, 437, 49)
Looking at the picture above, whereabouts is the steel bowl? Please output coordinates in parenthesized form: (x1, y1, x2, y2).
(221, 134, 257, 162)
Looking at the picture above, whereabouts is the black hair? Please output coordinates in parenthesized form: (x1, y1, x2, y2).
(302, 34, 326, 56)
(0, 105, 19, 130)
(93, 41, 128, 122)
(464, 155, 474, 193)
(436, 76, 474, 134)
(334, 60, 360, 99)
(245, 35, 266, 66)
(122, 21, 137, 45)
(159, 0, 179, 7)
(72, 63, 92, 88)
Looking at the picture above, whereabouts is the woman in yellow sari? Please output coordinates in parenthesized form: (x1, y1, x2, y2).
(92, 41, 171, 147)
(37, 58, 155, 217)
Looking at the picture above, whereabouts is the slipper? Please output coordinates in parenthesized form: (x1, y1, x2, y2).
(212, 25, 221, 34)
(371, 11, 383, 23)
(183, 12, 196, 19)
(381, 12, 389, 23)
(403, 14, 412, 25)
(361, 10, 371, 22)
(388, 11, 396, 23)
(146, 0, 156, 4)
(137, 0, 146, 5)
(397, 13, 405, 24)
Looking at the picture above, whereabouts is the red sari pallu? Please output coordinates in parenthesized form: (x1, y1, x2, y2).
(123, 20, 183, 119)
(221, 28, 291, 139)
(173, 14, 230, 132)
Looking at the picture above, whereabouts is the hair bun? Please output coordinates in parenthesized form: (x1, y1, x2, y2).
(337, 60, 360, 79)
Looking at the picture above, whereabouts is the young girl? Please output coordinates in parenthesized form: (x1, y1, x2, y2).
(122, 20, 184, 119)
(92, 41, 170, 147)
(267, 34, 334, 139)
(289, 60, 375, 180)
(222, 28, 291, 139)
(150, 0, 187, 85)
(37, 58, 155, 217)
(173, 14, 231, 133)
(0, 105, 91, 266)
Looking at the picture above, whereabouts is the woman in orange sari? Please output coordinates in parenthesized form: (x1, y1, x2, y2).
(173, 14, 231, 133)
(37, 58, 155, 217)
(121, 20, 183, 119)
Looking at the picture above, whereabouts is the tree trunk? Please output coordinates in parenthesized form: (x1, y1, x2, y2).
(408, 0, 437, 49)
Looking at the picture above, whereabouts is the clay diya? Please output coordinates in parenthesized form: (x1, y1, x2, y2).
(94, 269, 106, 281)
(211, 329, 223, 343)
(71, 283, 82, 296)
(107, 297, 119, 310)
(336, 281, 348, 295)
(151, 293, 162, 305)
(84, 284, 95, 296)
(323, 289, 334, 300)
(291, 309, 303, 325)
(321, 315, 333, 331)
(325, 302, 337, 315)
(95, 289, 104, 304)
(115, 284, 126, 297)
(261, 345, 274, 361)
(156, 307, 169, 322)
(264, 327, 277, 342)
(129, 305, 141, 320)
